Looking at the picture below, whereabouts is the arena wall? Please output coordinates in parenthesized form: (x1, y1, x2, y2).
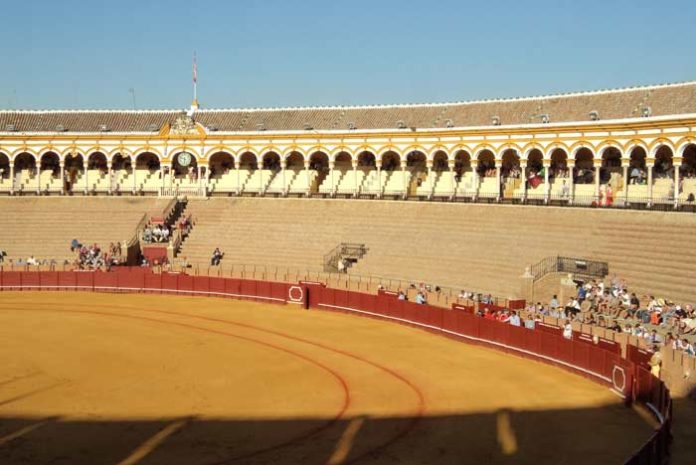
(0, 268, 672, 465)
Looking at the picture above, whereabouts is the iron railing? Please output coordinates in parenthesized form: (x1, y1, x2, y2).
(529, 256, 609, 282)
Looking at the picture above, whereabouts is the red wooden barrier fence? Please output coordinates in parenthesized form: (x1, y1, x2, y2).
(0, 269, 671, 465)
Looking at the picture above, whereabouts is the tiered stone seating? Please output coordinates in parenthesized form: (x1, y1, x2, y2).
(360, 170, 385, 196)
(414, 171, 435, 197)
(548, 177, 570, 200)
(432, 171, 455, 198)
(383, 170, 410, 197)
(454, 172, 476, 198)
(39, 171, 62, 193)
(477, 177, 499, 199)
(652, 178, 674, 204)
(335, 169, 362, 196)
(573, 184, 596, 204)
(17, 170, 37, 193)
(0, 175, 11, 192)
(177, 198, 696, 303)
(136, 170, 161, 193)
(288, 169, 316, 195)
(0, 197, 167, 263)
(679, 178, 696, 203)
(265, 170, 295, 195)
(241, 169, 274, 194)
(318, 171, 339, 195)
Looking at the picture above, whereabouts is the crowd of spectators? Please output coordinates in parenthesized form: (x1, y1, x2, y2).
(517, 276, 696, 356)
(143, 224, 171, 243)
(72, 240, 122, 270)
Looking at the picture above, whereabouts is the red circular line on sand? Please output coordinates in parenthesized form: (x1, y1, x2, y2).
(2, 300, 428, 464)
(0, 306, 351, 463)
(141, 307, 427, 465)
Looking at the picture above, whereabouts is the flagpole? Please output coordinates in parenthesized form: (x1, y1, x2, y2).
(192, 52, 198, 108)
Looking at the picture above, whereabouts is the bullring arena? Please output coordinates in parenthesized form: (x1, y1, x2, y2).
(1, 82, 696, 464)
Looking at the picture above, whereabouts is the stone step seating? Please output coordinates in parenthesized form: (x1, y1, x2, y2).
(360, 170, 386, 196)
(288, 169, 317, 195)
(0, 197, 168, 263)
(414, 170, 435, 197)
(572, 184, 596, 204)
(454, 172, 476, 197)
(209, 169, 250, 194)
(432, 171, 455, 198)
(477, 177, 499, 198)
(0, 175, 11, 192)
(176, 198, 696, 303)
(241, 169, 274, 194)
(335, 170, 364, 196)
(265, 169, 296, 195)
(39, 171, 62, 193)
(318, 170, 340, 195)
(383, 170, 410, 197)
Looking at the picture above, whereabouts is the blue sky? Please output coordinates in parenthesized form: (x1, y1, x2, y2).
(2, 0, 695, 109)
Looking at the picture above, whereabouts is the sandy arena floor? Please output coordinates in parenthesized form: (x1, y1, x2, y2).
(0, 292, 653, 465)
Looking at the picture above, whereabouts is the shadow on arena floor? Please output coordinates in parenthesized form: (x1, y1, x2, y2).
(1, 399, 684, 465)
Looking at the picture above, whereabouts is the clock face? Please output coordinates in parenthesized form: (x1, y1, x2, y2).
(178, 152, 192, 167)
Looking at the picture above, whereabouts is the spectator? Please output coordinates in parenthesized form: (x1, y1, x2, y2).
(27, 255, 38, 266)
(649, 345, 662, 378)
(397, 291, 406, 301)
(70, 238, 81, 252)
(508, 311, 521, 327)
(562, 320, 573, 340)
(415, 292, 426, 304)
(549, 294, 559, 310)
(0, 248, 6, 264)
(211, 248, 223, 266)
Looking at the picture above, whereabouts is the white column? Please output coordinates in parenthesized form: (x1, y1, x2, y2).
(622, 164, 629, 205)
(674, 162, 681, 208)
(198, 165, 203, 195)
(84, 166, 89, 195)
(472, 168, 478, 200)
(108, 164, 112, 195)
(450, 166, 456, 200)
(160, 165, 165, 196)
(329, 162, 335, 196)
(259, 163, 263, 194)
(377, 165, 382, 198)
(401, 164, 407, 198)
(305, 162, 310, 196)
(282, 165, 286, 195)
(35, 163, 40, 194)
(60, 163, 65, 195)
(9, 163, 14, 195)
(236, 164, 240, 195)
(543, 162, 550, 203)
(428, 161, 435, 198)
(647, 164, 654, 206)
(594, 162, 601, 203)
(205, 166, 210, 196)
(495, 164, 501, 202)
(568, 162, 575, 204)
(520, 163, 527, 201)
(132, 165, 137, 194)
(353, 163, 358, 197)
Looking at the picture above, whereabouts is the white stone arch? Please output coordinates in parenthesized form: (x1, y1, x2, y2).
(10, 148, 38, 162)
(570, 143, 596, 162)
(521, 143, 546, 163)
(377, 146, 403, 165)
(496, 143, 523, 161)
(596, 141, 624, 159)
(167, 146, 199, 162)
(648, 139, 676, 157)
(677, 139, 696, 158)
(203, 145, 235, 160)
(450, 145, 474, 164)
(330, 146, 354, 163)
(136, 147, 164, 159)
(473, 145, 497, 161)
(107, 147, 133, 162)
(426, 145, 449, 161)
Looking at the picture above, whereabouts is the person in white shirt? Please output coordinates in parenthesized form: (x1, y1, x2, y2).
(508, 311, 521, 327)
(26, 255, 38, 266)
(563, 320, 573, 340)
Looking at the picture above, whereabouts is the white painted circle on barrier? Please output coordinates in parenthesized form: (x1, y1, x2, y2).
(288, 286, 304, 303)
(612, 365, 626, 394)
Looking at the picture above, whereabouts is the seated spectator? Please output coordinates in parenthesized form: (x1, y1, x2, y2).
(211, 247, 224, 266)
(508, 311, 521, 327)
(415, 292, 426, 304)
(27, 255, 38, 266)
(70, 238, 81, 252)
(562, 320, 573, 340)
(0, 248, 6, 264)
(397, 291, 406, 301)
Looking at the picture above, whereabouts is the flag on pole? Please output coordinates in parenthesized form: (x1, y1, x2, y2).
(193, 52, 198, 84)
